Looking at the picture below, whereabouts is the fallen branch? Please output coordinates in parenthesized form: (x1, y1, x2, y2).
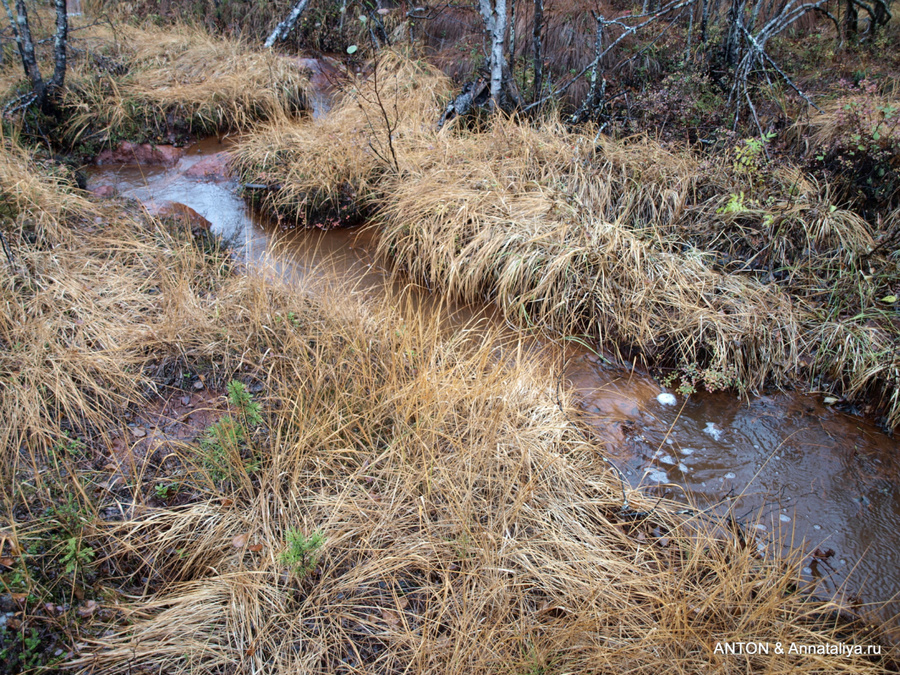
(437, 77, 489, 129)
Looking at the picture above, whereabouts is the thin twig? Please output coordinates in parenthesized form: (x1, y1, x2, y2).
(523, 0, 697, 114)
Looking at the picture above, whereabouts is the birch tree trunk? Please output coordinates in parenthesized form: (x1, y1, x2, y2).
(265, 0, 311, 49)
(1, 0, 68, 109)
(51, 0, 68, 91)
(10, 0, 45, 103)
(479, 0, 508, 108)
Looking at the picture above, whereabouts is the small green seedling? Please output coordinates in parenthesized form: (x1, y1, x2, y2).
(155, 483, 176, 500)
(279, 529, 324, 578)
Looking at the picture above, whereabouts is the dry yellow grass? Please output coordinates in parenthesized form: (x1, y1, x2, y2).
(232, 51, 900, 429)
(0, 131, 93, 235)
(379, 120, 805, 394)
(56, 22, 311, 145)
(1, 132, 894, 673)
(233, 51, 451, 223)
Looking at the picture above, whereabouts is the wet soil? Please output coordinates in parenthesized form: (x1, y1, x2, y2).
(86, 135, 900, 636)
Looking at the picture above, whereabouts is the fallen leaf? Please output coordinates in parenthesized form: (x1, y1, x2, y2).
(77, 600, 99, 618)
(248, 544, 263, 553)
(221, 498, 234, 507)
(0, 557, 14, 568)
(381, 608, 400, 627)
(130, 427, 146, 438)
(397, 597, 409, 610)
(11, 592, 28, 604)
(193, 380, 204, 390)
(232, 533, 250, 548)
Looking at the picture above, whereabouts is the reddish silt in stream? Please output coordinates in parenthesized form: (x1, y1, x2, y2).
(86, 135, 900, 638)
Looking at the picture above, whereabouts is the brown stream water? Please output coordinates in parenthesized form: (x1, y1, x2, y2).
(87, 136, 900, 635)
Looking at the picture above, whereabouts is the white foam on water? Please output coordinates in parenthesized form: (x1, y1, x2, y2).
(703, 422, 723, 441)
(644, 469, 669, 483)
(656, 392, 677, 406)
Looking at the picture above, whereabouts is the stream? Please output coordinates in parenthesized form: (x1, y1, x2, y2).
(87, 135, 900, 636)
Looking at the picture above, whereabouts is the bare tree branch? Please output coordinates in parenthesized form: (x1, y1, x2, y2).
(523, 0, 698, 113)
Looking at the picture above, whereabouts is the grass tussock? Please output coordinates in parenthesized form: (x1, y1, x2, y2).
(233, 51, 451, 226)
(1, 133, 895, 673)
(54, 23, 311, 147)
(804, 84, 900, 212)
(70, 313, 893, 674)
(380, 121, 803, 394)
(233, 52, 900, 427)
(0, 132, 93, 237)
(0, 183, 227, 469)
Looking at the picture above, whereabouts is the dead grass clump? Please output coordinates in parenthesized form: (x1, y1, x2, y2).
(65, 278, 891, 674)
(0, 135, 893, 672)
(0, 134, 249, 471)
(380, 119, 803, 393)
(61, 23, 310, 147)
(809, 320, 900, 430)
(545, 131, 900, 425)
(588, 135, 876, 273)
(0, 138, 127, 463)
(0, 132, 93, 241)
(233, 50, 451, 227)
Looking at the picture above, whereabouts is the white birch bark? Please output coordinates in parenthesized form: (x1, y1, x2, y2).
(478, 0, 508, 107)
